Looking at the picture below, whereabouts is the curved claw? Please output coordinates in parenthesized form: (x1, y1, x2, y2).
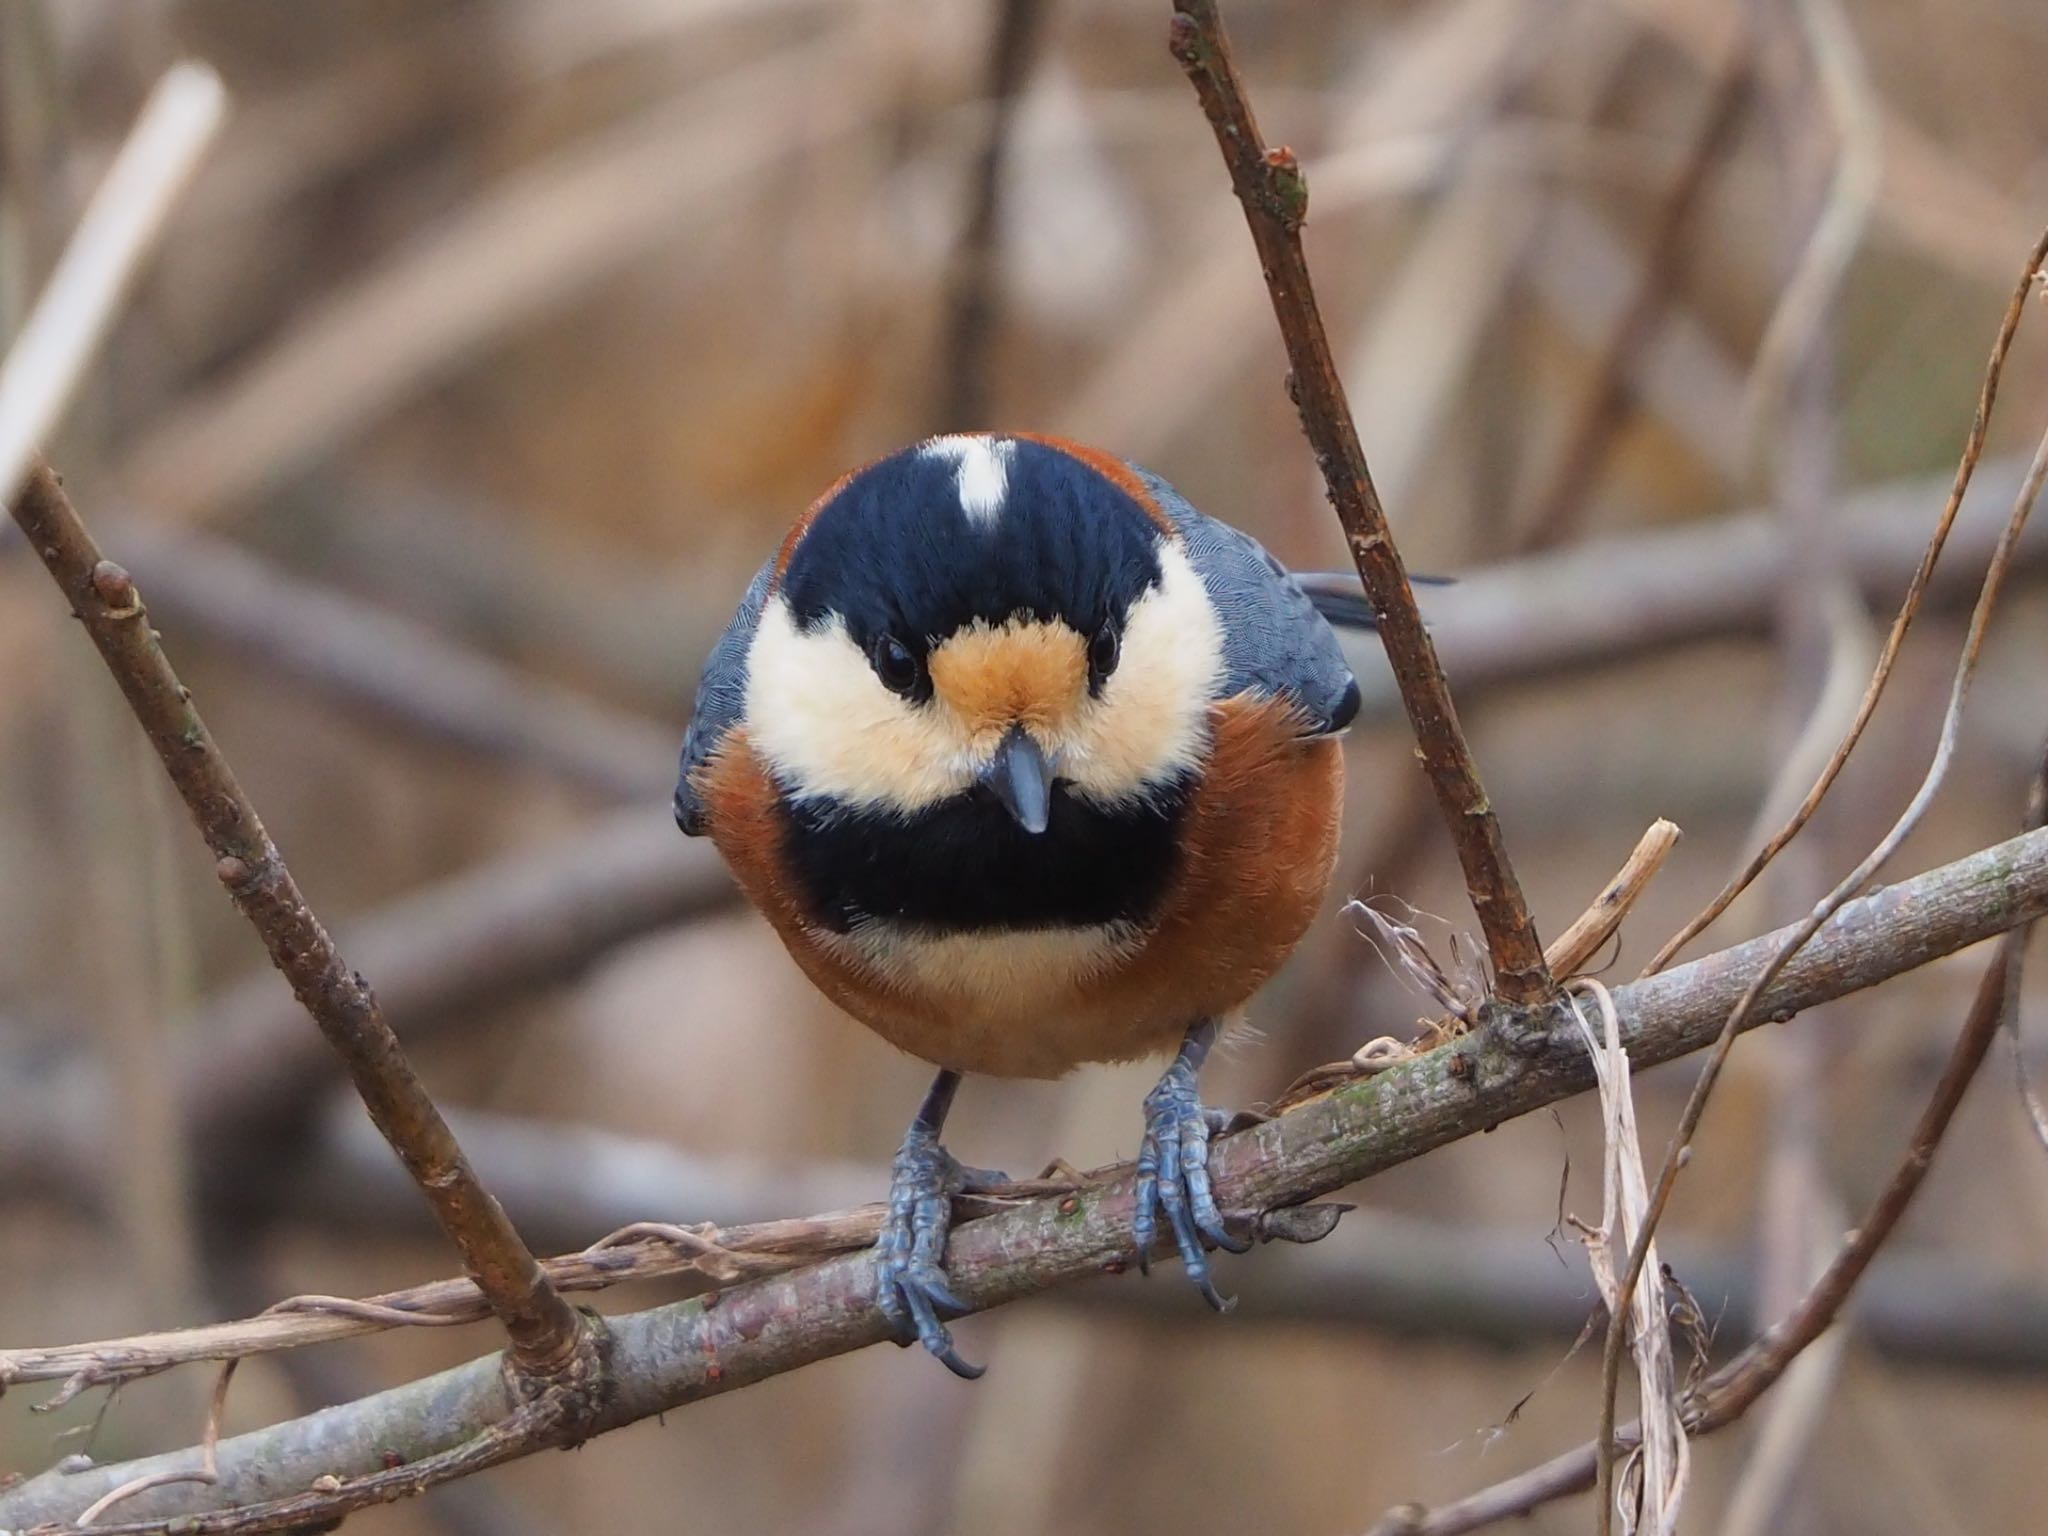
(879, 1260, 984, 1380)
(1132, 1035, 1245, 1308)
(875, 1118, 985, 1378)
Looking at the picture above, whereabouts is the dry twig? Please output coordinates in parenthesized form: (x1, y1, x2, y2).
(1567, 980, 1687, 1535)
(1545, 820, 1682, 981)
(8, 464, 588, 1384)
(1592, 267, 2048, 1520)
(1366, 809, 2040, 1536)
(1642, 233, 2048, 976)
(283, 1102, 2048, 1375)
(1168, 0, 1551, 1005)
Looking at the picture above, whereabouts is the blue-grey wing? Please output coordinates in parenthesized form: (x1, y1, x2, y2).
(674, 554, 776, 835)
(1137, 468, 1359, 736)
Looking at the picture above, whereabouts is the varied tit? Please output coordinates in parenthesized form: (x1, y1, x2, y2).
(675, 433, 1369, 1377)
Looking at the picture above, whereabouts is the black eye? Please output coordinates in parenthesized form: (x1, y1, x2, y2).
(870, 633, 922, 697)
(1088, 620, 1121, 687)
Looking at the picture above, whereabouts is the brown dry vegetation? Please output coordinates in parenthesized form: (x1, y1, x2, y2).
(4, 0, 2048, 1532)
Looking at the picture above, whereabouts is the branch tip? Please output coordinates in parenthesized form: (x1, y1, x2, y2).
(1168, 0, 1551, 1005)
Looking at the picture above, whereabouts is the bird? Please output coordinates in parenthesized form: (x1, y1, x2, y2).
(674, 432, 1368, 1377)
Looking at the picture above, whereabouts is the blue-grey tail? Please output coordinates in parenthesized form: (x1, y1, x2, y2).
(1288, 570, 1453, 631)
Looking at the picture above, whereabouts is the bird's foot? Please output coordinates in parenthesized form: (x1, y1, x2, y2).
(1133, 1043, 1251, 1310)
(874, 1118, 1000, 1379)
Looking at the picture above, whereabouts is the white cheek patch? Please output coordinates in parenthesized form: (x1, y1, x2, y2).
(1059, 539, 1224, 801)
(746, 537, 1223, 815)
(920, 434, 1015, 526)
(744, 598, 979, 812)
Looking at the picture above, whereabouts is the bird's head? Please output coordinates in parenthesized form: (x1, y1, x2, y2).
(742, 434, 1225, 832)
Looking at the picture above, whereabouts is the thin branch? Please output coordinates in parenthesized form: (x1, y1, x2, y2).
(8, 463, 588, 1383)
(0, 807, 733, 1211)
(273, 1102, 2048, 1371)
(1642, 226, 2048, 976)
(21, 1083, 2048, 1393)
(1543, 819, 1681, 981)
(0, 64, 225, 505)
(1701, 752, 2047, 1421)
(73, 1361, 233, 1527)
(6, 820, 2048, 1529)
(1168, 0, 1552, 1006)
(1368, 817, 2039, 1536)
(1594, 366, 2048, 1518)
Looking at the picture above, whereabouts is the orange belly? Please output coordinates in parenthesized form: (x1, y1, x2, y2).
(700, 692, 1344, 1078)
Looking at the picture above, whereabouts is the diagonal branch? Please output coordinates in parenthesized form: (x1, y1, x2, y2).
(8, 463, 588, 1385)
(1167, 0, 1552, 1006)
(1593, 281, 2048, 1519)
(1367, 766, 2044, 1536)
(5, 821, 2047, 1531)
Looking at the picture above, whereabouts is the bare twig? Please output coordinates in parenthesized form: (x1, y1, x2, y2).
(1371, 844, 2037, 1536)
(1567, 980, 1687, 1535)
(1697, 764, 2044, 1421)
(8, 463, 587, 1383)
(0, 64, 225, 505)
(21, 1068, 2048, 1396)
(1642, 229, 2048, 976)
(1275, 820, 1678, 1110)
(73, 1362, 233, 1527)
(5, 821, 2048, 1529)
(1168, 0, 1551, 1005)
(286, 1103, 2048, 1375)
(1544, 820, 1682, 980)
(1593, 340, 2048, 1518)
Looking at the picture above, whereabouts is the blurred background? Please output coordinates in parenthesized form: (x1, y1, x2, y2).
(4, 0, 2048, 1530)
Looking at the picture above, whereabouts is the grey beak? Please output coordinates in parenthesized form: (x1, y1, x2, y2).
(981, 726, 1054, 835)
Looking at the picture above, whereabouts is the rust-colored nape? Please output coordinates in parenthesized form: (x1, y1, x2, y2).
(1009, 432, 1178, 535)
(775, 454, 882, 581)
